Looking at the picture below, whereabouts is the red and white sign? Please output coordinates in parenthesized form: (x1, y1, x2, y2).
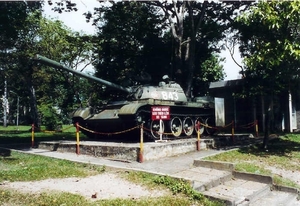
(151, 106, 170, 120)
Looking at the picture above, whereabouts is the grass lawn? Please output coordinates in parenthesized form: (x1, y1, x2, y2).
(0, 125, 222, 206)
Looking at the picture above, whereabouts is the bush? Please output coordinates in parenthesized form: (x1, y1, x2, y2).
(38, 104, 62, 131)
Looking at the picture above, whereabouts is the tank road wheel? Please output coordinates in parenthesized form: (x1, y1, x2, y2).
(194, 117, 204, 135)
(183, 117, 194, 136)
(170, 117, 182, 137)
(150, 120, 165, 139)
(205, 117, 216, 135)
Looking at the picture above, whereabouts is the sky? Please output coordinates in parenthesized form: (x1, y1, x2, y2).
(43, 0, 242, 81)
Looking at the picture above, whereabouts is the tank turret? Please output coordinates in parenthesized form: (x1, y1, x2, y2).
(35, 54, 215, 141)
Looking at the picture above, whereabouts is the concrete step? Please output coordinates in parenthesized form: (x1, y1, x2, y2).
(172, 167, 232, 192)
(189, 160, 299, 205)
(248, 190, 300, 206)
(202, 178, 270, 206)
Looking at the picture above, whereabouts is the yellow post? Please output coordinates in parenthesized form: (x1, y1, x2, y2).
(139, 123, 144, 163)
(31, 123, 34, 148)
(231, 121, 235, 143)
(76, 122, 80, 155)
(196, 121, 200, 151)
(255, 120, 259, 137)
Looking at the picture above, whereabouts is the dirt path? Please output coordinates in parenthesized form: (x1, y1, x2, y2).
(1, 173, 169, 200)
(2, 165, 299, 201)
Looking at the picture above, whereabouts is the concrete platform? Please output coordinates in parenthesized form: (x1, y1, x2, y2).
(36, 133, 262, 162)
(36, 138, 215, 162)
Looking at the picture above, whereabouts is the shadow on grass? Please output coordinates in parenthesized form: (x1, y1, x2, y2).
(212, 135, 264, 150)
(238, 135, 300, 157)
(0, 147, 11, 157)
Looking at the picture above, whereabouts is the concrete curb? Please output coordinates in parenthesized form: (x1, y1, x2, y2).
(193, 173, 233, 192)
(193, 159, 235, 171)
(272, 184, 300, 195)
(232, 171, 273, 184)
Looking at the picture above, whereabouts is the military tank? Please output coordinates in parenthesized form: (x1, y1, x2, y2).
(35, 54, 215, 141)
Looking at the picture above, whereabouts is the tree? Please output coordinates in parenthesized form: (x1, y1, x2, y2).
(31, 14, 96, 127)
(0, 2, 42, 70)
(1, 3, 95, 127)
(0, 1, 42, 50)
(33, 15, 95, 113)
(236, 1, 300, 148)
(0, 2, 42, 126)
(88, 1, 170, 101)
(148, 1, 248, 97)
(83, 1, 231, 99)
(193, 54, 225, 96)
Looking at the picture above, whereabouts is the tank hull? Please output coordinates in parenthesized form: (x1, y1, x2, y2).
(72, 99, 215, 141)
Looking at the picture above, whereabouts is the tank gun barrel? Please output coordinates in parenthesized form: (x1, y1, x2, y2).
(35, 54, 132, 94)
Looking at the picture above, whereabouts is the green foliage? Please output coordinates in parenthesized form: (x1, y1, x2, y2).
(153, 175, 204, 200)
(32, 15, 95, 121)
(1, 3, 95, 126)
(200, 54, 225, 82)
(0, 1, 42, 50)
(38, 103, 61, 130)
(236, 1, 300, 96)
(194, 54, 225, 95)
(92, 1, 169, 100)
(0, 2, 43, 126)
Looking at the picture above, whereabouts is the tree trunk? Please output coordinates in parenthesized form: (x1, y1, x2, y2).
(185, 37, 195, 98)
(28, 84, 41, 130)
(184, 2, 207, 98)
(174, 38, 183, 85)
(169, 2, 184, 85)
(262, 96, 273, 150)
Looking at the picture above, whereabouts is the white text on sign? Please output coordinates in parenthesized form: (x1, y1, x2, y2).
(151, 106, 170, 120)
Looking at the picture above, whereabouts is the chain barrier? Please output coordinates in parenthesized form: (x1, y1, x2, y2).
(237, 121, 256, 129)
(198, 120, 258, 135)
(198, 121, 233, 131)
(235, 120, 259, 137)
(31, 119, 258, 139)
(78, 124, 140, 136)
(197, 120, 258, 138)
(32, 124, 75, 134)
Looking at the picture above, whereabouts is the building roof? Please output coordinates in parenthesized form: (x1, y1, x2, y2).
(209, 79, 244, 89)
